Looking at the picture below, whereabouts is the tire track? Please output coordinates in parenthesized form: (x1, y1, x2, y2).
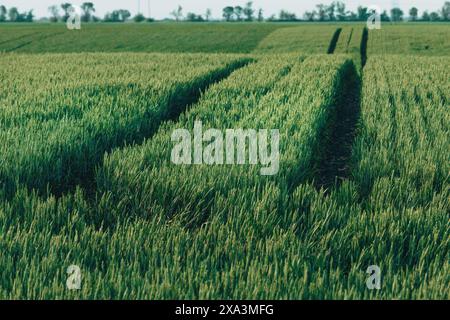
(314, 61, 362, 192)
(327, 28, 343, 54)
(360, 27, 369, 68)
(5, 31, 66, 52)
(346, 28, 354, 53)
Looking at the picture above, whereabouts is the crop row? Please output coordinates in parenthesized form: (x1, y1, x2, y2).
(0, 53, 249, 197)
(354, 55, 449, 208)
(367, 25, 450, 56)
(0, 54, 448, 299)
(0, 24, 282, 54)
(92, 54, 448, 298)
(0, 54, 355, 299)
(254, 25, 340, 54)
(97, 54, 353, 227)
(301, 55, 449, 299)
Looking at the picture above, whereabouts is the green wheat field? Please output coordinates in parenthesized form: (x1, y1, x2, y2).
(0, 23, 449, 299)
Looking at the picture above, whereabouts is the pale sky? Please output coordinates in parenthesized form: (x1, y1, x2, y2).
(0, 0, 445, 19)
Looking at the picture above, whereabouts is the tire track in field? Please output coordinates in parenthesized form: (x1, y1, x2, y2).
(70, 60, 252, 199)
(360, 27, 369, 68)
(0, 31, 42, 46)
(5, 41, 34, 52)
(345, 28, 354, 54)
(313, 60, 362, 192)
(327, 28, 343, 54)
(315, 26, 370, 193)
(0, 59, 251, 200)
(314, 26, 366, 192)
(5, 31, 66, 52)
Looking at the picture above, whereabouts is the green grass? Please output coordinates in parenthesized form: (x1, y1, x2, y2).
(335, 25, 366, 70)
(0, 53, 249, 196)
(367, 24, 450, 56)
(334, 26, 364, 55)
(254, 25, 340, 53)
(1, 23, 449, 56)
(355, 55, 449, 206)
(1, 52, 447, 299)
(0, 23, 449, 300)
(0, 23, 351, 55)
(0, 23, 284, 53)
(98, 55, 352, 226)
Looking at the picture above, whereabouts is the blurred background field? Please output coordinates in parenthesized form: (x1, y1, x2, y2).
(0, 22, 448, 55)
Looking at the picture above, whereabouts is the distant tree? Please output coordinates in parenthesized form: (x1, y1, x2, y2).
(133, 13, 146, 22)
(390, 7, 404, 21)
(5, 7, 31, 22)
(422, 11, 431, 21)
(243, 2, 254, 21)
(326, 3, 336, 21)
(357, 6, 369, 21)
(409, 7, 418, 21)
(186, 12, 204, 22)
(205, 8, 212, 21)
(103, 12, 111, 22)
(48, 5, 60, 22)
(119, 9, 131, 21)
(304, 11, 316, 21)
(316, 4, 327, 21)
(104, 9, 130, 22)
(335, 1, 347, 21)
(61, 3, 72, 22)
(442, 2, 450, 20)
(347, 11, 358, 21)
(170, 5, 183, 21)
(279, 10, 296, 21)
(380, 10, 390, 22)
(8, 7, 19, 22)
(223, 7, 234, 21)
(0, 5, 7, 22)
(430, 11, 440, 21)
(234, 6, 243, 21)
(186, 12, 195, 21)
(103, 11, 116, 22)
(267, 14, 276, 21)
(81, 2, 95, 22)
(25, 10, 34, 22)
(257, 8, 264, 22)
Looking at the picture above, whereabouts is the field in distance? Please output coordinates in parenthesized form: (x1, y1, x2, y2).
(0, 22, 449, 55)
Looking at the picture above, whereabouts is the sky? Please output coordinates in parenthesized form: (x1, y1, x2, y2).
(0, 1, 446, 19)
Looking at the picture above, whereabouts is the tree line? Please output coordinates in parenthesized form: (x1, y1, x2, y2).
(219, 1, 450, 22)
(0, 5, 34, 22)
(0, 1, 449, 23)
(0, 2, 150, 23)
